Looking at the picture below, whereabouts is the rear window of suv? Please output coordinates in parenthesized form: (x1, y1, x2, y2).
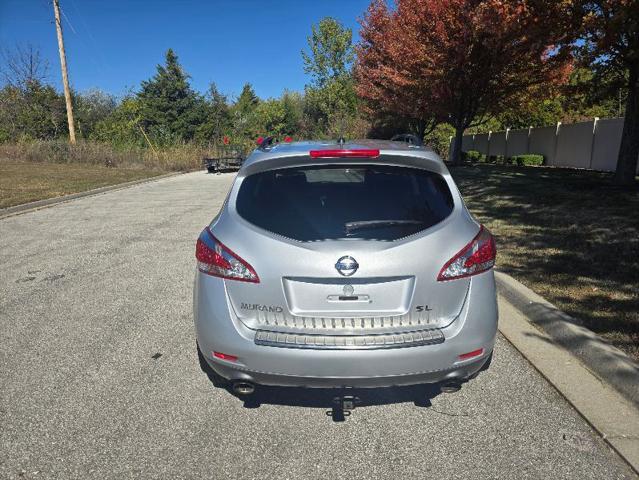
(235, 164, 454, 241)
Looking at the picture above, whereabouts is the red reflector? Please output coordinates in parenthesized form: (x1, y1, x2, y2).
(256, 136, 264, 145)
(458, 348, 484, 361)
(213, 351, 238, 362)
(309, 149, 380, 158)
(284, 136, 293, 143)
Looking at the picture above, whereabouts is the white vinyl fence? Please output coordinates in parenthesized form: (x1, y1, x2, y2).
(459, 117, 638, 173)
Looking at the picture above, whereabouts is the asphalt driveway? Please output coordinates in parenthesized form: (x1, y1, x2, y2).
(0, 172, 635, 479)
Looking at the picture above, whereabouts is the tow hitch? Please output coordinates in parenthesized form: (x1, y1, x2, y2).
(329, 395, 361, 421)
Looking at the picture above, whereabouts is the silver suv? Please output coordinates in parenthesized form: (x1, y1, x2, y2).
(194, 139, 497, 396)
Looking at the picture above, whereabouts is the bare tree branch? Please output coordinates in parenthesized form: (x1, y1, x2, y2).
(0, 44, 50, 89)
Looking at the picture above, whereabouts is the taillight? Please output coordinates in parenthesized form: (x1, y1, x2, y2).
(309, 149, 380, 158)
(195, 228, 259, 283)
(437, 226, 496, 281)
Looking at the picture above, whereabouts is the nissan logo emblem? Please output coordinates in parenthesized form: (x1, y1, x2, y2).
(335, 256, 359, 276)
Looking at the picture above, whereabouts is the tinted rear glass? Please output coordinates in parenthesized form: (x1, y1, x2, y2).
(236, 165, 454, 241)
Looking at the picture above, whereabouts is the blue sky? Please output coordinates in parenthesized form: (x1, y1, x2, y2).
(0, 0, 372, 100)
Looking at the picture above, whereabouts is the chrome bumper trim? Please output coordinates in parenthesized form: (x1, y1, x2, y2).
(254, 328, 445, 350)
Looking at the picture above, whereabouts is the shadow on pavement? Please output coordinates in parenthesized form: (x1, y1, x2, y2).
(215, 379, 442, 421)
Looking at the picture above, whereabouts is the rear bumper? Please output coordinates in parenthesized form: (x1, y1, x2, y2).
(202, 350, 491, 388)
(194, 270, 498, 388)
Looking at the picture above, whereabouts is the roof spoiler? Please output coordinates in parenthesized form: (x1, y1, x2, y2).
(241, 152, 447, 177)
(390, 133, 423, 147)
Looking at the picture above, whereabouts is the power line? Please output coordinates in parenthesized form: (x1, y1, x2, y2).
(59, 6, 77, 35)
(68, 0, 110, 74)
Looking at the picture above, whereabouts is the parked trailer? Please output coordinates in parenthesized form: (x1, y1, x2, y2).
(203, 155, 244, 173)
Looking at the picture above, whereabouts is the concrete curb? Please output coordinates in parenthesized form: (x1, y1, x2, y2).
(497, 295, 639, 474)
(495, 270, 639, 408)
(0, 172, 182, 220)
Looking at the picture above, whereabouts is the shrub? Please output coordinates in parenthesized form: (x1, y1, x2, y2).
(462, 150, 485, 163)
(424, 123, 455, 159)
(510, 154, 544, 167)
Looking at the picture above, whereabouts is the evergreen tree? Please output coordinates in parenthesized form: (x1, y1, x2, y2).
(232, 83, 259, 138)
(234, 83, 258, 115)
(137, 49, 205, 143)
(195, 82, 231, 144)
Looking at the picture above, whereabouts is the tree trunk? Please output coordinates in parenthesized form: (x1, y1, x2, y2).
(408, 119, 427, 141)
(614, 66, 638, 186)
(416, 120, 426, 142)
(450, 126, 464, 165)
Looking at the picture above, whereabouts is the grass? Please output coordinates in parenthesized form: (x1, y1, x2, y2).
(0, 159, 163, 209)
(0, 139, 215, 208)
(0, 140, 212, 172)
(450, 163, 639, 361)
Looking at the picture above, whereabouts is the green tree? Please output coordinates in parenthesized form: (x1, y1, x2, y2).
(137, 49, 205, 143)
(301, 17, 358, 137)
(0, 81, 67, 141)
(561, 66, 626, 121)
(252, 99, 288, 137)
(231, 83, 259, 139)
(424, 123, 455, 159)
(281, 90, 304, 136)
(302, 17, 355, 88)
(304, 77, 358, 137)
(91, 96, 145, 147)
(234, 83, 258, 113)
(480, 66, 626, 131)
(75, 88, 117, 139)
(195, 82, 231, 144)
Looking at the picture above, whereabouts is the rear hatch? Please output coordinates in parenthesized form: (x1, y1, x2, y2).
(217, 152, 477, 335)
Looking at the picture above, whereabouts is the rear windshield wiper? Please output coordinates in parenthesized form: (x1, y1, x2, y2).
(344, 219, 425, 236)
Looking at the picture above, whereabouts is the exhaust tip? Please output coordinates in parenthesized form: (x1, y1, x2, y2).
(232, 381, 255, 396)
(440, 381, 462, 394)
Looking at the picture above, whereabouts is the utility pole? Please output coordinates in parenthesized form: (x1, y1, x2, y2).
(53, 0, 76, 144)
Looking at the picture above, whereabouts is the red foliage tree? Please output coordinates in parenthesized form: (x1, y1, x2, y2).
(356, 0, 575, 164)
(355, 0, 439, 139)
(580, 0, 639, 185)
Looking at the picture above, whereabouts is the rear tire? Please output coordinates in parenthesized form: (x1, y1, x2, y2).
(197, 342, 230, 388)
(480, 351, 493, 371)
